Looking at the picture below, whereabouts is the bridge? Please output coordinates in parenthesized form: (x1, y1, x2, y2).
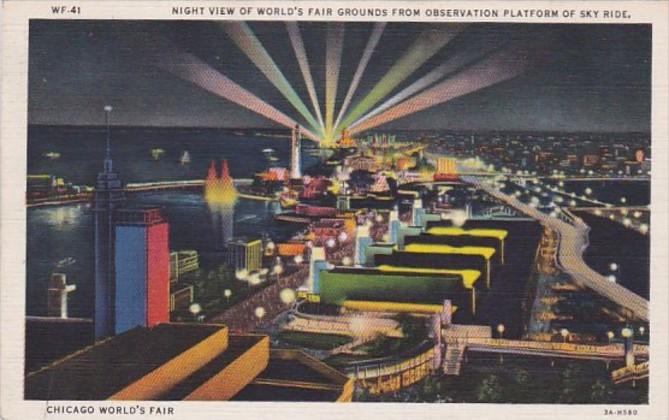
(447, 337, 649, 361)
(124, 178, 253, 192)
(463, 176, 649, 322)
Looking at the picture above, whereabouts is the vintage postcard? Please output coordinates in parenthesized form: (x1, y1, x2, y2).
(1, 1, 668, 419)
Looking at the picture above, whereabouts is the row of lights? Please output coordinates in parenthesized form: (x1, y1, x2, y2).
(496, 323, 645, 342)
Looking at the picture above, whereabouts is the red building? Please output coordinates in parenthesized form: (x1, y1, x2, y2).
(114, 207, 170, 334)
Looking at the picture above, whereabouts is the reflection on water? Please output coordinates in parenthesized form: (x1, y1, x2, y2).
(208, 201, 235, 250)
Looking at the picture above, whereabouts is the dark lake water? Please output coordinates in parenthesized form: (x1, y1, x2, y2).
(28, 125, 321, 184)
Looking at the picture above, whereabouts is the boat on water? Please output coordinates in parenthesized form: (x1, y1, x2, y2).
(56, 257, 76, 268)
(179, 150, 191, 165)
(150, 148, 165, 160)
(279, 191, 298, 209)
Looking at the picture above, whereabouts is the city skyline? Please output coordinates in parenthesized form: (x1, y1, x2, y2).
(29, 21, 650, 133)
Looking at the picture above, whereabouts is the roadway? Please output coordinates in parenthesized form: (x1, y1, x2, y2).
(447, 336, 649, 361)
(462, 176, 649, 322)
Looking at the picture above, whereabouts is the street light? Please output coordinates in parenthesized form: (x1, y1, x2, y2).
(235, 269, 249, 281)
(189, 303, 202, 321)
(338, 231, 348, 243)
(224, 289, 232, 304)
(279, 288, 296, 304)
(560, 328, 569, 343)
(272, 261, 284, 280)
(254, 306, 266, 323)
(609, 262, 618, 272)
(497, 324, 505, 338)
(638, 326, 645, 336)
(606, 331, 614, 343)
(621, 327, 634, 368)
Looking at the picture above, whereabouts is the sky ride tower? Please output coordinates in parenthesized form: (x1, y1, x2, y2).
(93, 105, 126, 339)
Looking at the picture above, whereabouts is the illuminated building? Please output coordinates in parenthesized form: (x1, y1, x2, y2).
(388, 207, 401, 243)
(434, 157, 458, 181)
(114, 207, 170, 334)
(290, 124, 302, 179)
(411, 197, 425, 226)
(336, 195, 351, 211)
(24, 323, 352, 401)
(309, 218, 346, 246)
(363, 242, 395, 266)
(93, 106, 126, 339)
(227, 237, 262, 272)
(318, 266, 475, 312)
(169, 250, 199, 283)
(276, 242, 306, 257)
(343, 153, 377, 172)
(170, 284, 194, 312)
(354, 224, 373, 266)
(337, 127, 356, 148)
(369, 173, 390, 193)
(307, 246, 328, 293)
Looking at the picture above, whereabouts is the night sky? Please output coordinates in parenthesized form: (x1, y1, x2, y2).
(29, 20, 651, 132)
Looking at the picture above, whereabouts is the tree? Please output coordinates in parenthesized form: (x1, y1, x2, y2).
(511, 368, 533, 402)
(590, 380, 613, 403)
(476, 374, 504, 403)
(559, 364, 586, 403)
